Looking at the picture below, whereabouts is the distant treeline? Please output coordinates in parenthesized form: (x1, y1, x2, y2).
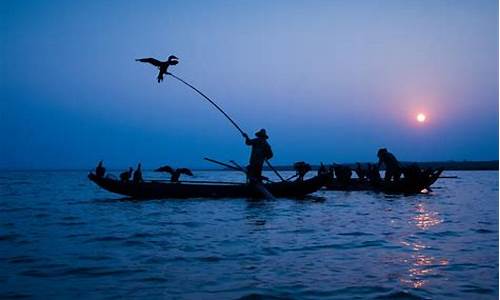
(263, 160, 499, 171)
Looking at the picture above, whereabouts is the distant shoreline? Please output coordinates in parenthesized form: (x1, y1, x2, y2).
(204, 160, 499, 171)
(266, 160, 500, 171)
(1, 160, 498, 171)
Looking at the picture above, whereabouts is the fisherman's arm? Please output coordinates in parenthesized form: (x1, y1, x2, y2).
(242, 133, 256, 146)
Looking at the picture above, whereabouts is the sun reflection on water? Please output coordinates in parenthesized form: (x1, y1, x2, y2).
(399, 202, 448, 289)
(400, 241, 429, 251)
(412, 203, 443, 230)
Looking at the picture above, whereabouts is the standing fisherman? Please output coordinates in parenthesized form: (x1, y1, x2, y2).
(242, 129, 273, 183)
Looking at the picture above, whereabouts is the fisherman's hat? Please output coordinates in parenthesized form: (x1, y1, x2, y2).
(255, 129, 268, 139)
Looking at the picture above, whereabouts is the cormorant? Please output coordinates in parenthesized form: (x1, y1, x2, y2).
(293, 161, 311, 181)
(120, 167, 133, 182)
(155, 165, 193, 182)
(135, 55, 179, 82)
(133, 163, 143, 183)
(95, 161, 106, 178)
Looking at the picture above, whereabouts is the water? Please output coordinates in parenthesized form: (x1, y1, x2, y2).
(0, 170, 498, 299)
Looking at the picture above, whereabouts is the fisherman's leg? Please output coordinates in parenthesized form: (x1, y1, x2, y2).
(254, 164, 263, 182)
(246, 165, 256, 183)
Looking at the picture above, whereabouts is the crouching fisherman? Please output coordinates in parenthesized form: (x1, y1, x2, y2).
(377, 148, 401, 182)
(242, 129, 273, 183)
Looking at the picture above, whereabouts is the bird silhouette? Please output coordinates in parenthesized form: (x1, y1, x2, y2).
(120, 167, 133, 182)
(293, 161, 311, 181)
(95, 160, 106, 178)
(135, 55, 179, 82)
(155, 165, 193, 182)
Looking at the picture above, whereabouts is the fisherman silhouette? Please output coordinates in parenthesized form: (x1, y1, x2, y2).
(95, 160, 106, 178)
(154, 165, 193, 182)
(120, 167, 133, 182)
(377, 148, 401, 182)
(242, 129, 273, 183)
(133, 163, 143, 183)
(135, 55, 179, 82)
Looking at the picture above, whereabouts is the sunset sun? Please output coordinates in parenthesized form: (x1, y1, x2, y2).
(416, 113, 427, 123)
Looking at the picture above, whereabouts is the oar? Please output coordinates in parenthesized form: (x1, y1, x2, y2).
(204, 157, 243, 172)
(204, 158, 275, 199)
(265, 160, 286, 181)
(229, 160, 248, 174)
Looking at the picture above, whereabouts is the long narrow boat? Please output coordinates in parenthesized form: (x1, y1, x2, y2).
(323, 168, 443, 194)
(89, 173, 329, 199)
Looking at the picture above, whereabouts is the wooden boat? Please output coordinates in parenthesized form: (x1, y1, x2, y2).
(88, 172, 329, 199)
(323, 168, 443, 194)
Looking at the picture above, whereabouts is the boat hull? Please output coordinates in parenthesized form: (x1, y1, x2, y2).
(323, 169, 443, 194)
(89, 173, 328, 199)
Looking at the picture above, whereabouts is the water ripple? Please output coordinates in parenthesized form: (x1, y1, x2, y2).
(0, 170, 497, 299)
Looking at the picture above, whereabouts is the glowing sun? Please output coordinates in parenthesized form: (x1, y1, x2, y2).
(416, 113, 427, 123)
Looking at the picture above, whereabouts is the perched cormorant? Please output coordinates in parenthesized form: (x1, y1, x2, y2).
(120, 167, 133, 182)
(135, 55, 179, 82)
(133, 163, 143, 183)
(95, 160, 106, 178)
(155, 165, 193, 182)
(293, 161, 311, 181)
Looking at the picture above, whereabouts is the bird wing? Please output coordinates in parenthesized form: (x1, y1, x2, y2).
(154, 165, 174, 174)
(178, 168, 193, 176)
(135, 58, 162, 67)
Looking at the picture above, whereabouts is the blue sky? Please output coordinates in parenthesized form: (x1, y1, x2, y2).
(1, 0, 498, 169)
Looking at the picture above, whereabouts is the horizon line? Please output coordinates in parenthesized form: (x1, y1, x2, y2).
(0, 159, 497, 172)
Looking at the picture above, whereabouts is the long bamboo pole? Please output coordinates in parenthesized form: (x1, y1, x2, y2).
(167, 72, 286, 182)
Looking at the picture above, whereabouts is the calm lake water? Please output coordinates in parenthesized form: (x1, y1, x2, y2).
(0, 170, 498, 299)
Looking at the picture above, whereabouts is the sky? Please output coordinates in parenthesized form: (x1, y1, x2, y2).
(0, 0, 498, 169)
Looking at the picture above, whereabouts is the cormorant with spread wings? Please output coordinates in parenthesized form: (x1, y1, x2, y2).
(155, 165, 193, 182)
(135, 55, 179, 82)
